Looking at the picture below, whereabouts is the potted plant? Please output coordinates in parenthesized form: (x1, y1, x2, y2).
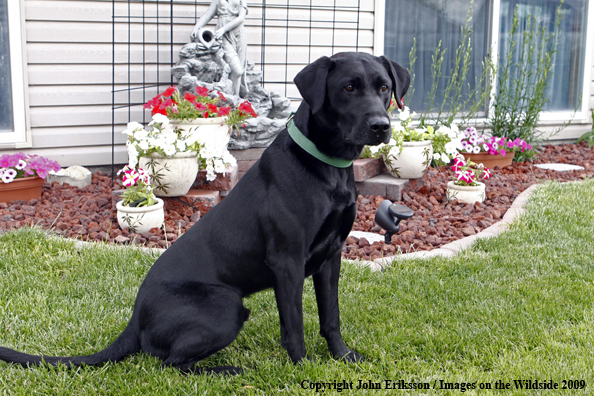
(365, 106, 462, 178)
(124, 113, 237, 197)
(0, 152, 61, 203)
(446, 153, 492, 204)
(115, 165, 165, 234)
(460, 127, 531, 168)
(143, 85, 257, 151)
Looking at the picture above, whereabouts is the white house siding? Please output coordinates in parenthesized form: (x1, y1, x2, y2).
(1, 0, 591, 168)
(2, 0, 373, 167)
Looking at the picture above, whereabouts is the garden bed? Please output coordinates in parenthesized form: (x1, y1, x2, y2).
(0, 143, 593, 259)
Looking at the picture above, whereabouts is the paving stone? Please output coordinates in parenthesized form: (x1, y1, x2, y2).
(348, 230, 385, 244)
(47, 166, 92, 189)
(534, 163, 585, 171)
(183, 189, 221, 208)
(353, 158, 385, 182)
(192, 164, 238, 192)
(355, 173, 408, 201)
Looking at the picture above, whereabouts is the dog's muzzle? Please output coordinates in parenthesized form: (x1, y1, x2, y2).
(368, 116, 392, 145)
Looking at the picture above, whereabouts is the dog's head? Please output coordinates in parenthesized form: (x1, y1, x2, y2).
(294, 52, 410, 151)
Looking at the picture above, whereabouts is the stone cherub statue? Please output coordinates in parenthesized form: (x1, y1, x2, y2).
(170, 0, 293, 149)
(190, 0, 248, 98)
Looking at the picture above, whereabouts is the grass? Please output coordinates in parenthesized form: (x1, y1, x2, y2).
(1, 179, 594, 395)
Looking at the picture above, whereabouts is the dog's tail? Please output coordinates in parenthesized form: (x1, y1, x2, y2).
(0, 324, 139, 368)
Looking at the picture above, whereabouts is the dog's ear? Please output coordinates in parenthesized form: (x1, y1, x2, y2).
(294, 56, 333, 114)
(380, 56, 411, 110)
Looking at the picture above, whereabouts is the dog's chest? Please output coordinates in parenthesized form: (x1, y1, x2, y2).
(305, 186, 356, 275)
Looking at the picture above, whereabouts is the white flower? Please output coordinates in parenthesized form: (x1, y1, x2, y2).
(127, 144, 139, 168)
(398, 106, 411, 121)
(392, 123, 405, 133)
(134, 129, 148, 141)
(433, 152, 441, 160)
(150, 114, 169, 127)
(138, 140, 150, 151)
(15, 159, 26, 170)
(214, 159, 227, 173)
(123, 121, 143, 136)
(2, 174, 14, 183)
(441, 152, 450, 163)
(369, 144, 382, 154)
(222, 150, 237, 167)
(473, 145, 481, 154)
(176, 140, 187, 152)
(163, 144, 177, 156)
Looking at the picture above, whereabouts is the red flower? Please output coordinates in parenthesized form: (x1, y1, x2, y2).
(195, 102, 207, 111)
(217, 90, 227, 102)
(238, 101, 257, 117)
(207, 103, 218, 114)
(162, 86, 176, 97)
(196, 86, 209, 97)
(184, 92, 197, 102)
(217, 106, 231, 116)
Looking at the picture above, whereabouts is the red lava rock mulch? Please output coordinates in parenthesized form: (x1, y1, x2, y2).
(0, 143, 593, 258)
(346, 142, 594, 261)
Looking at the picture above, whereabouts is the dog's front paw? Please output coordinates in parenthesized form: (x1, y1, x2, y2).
(338, 349, 364, 363)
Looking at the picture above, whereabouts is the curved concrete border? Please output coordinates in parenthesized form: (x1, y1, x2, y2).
(347, 184, 540, 271)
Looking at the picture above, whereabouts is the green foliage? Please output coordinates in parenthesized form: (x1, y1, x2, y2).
(418, 1, 494, 130)
(489, 2, 565, 162)
(576, 110, 594, 148)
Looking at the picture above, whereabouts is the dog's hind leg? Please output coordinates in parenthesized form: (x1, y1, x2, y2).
(142, 284, 250, 375)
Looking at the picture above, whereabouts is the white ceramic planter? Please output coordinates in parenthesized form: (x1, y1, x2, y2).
(170, 117, 231, 153)
(384, 140, 433, 179)
(116, 197, 165, 234)
(446, 181, 486, 204)
(139, 152, 199, 197)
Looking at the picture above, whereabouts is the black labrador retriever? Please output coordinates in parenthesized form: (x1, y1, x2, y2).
(0, 52, 410, 374)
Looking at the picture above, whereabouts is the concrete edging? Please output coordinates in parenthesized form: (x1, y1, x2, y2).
(347, 184, 540, 271)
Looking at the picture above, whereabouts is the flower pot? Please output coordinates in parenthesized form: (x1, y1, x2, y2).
(170, 117, 230, 153)
(116, 197, 165, 234)
(446, 181, 486, 204)
(139, 152, 199, 197)
(464, 151, 515, 169)
(384, 140, 433, 179)
(0, 176, 45, 204)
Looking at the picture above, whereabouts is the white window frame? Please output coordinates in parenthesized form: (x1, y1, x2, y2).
(0, 0, 31, 147)
(374, 0, 594, 124)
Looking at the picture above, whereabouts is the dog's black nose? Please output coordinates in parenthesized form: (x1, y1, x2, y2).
(369, 117, 391, 134)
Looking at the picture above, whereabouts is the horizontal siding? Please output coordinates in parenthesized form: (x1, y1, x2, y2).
(20, 0, 373, 167)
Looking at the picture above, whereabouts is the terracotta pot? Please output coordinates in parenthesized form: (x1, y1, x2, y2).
(0, 176, 45, 204)
(446, 181, 486, 204)
(464, 151, 515, 169)
(116, 197, 165, 234)
(139, 151, 199, 197)
(384, 140, 433, 179)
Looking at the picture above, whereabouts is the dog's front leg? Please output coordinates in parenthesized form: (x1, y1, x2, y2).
(313, 254, 364, 363)
(270, 262, 308, 363)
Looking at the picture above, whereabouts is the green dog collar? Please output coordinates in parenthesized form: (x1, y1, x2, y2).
(286, 118, 354, 168)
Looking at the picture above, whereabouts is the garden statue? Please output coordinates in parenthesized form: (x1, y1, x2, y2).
(190, 0, 248, 98)
(171, 0, 292, 150)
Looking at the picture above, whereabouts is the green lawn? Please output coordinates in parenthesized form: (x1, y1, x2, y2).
(1, 179, 593, 395)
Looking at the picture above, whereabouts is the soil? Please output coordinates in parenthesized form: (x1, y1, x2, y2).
(1, 143, 593, 258)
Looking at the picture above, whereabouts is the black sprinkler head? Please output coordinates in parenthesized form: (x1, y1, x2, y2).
(374, 200, 414, 244)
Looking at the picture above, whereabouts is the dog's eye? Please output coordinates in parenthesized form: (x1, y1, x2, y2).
(381, 85, 389, 92)
(345, 84, 354, 92)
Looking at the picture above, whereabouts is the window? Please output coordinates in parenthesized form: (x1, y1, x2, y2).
(0, 0, 28, 145)
(382, 0, 591, 117)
